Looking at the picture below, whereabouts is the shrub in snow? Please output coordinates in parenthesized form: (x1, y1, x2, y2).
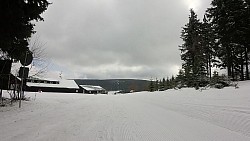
(214, 83, 224, 89)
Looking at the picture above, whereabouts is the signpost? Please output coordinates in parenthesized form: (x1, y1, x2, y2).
(19, 50, 33, 108)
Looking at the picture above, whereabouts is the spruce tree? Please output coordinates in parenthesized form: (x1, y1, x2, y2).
(155, 79, 159, 91)
(176, 69, 186, 88)
(165, 77, 171, 90)
(243, 0, 250, 80)
(207, 0, 248, 80)
(170, 75, 176, 89)
(180, 9, 208, 87)
(0, 0, 50, 60)
(201, 15, 217, 80)
(162, 78, 166, 90)
(149, 79, 154, 92)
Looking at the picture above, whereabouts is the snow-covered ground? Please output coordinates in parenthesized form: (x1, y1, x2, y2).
(1, 81, 250, 141)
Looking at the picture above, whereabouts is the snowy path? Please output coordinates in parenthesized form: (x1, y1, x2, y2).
(1, 86, 250, 141)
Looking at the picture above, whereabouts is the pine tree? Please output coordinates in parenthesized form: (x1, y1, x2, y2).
(155, 79, 159, 91)
(176, 69, 186, 88)
(201, 15, 217, 80)
(149, 79, 154, 92)
(180, 9, 208, 88)
(207, 0, 248, 80)
(165, 77, 171, 90)
(162, 78, 166, 90)
(158, 79, 163, 91)
(170, 75, 176, 89)
(0, 0, 51, 60)
(243, 0, 250, 80)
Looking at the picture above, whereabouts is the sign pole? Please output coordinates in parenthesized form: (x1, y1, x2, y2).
(19, 51, 28, 108)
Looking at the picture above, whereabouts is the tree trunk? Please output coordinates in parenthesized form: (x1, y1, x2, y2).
(245, 47, 249, 80)
(0, 89, 2, 105)
(209, 55, 212, 80)
(226, 47, 232, 78)
(240, 52, 244, 81)
(231, 64, 235, 81)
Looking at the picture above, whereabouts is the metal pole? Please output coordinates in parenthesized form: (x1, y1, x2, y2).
(19, 51, 28, 108)
(0, 88, 2, 106)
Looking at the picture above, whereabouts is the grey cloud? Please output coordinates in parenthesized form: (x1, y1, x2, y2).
(33, 0, 211, 79)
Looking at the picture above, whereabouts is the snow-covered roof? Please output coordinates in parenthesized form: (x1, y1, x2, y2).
(79, 85, 105, 91)
(27, 79, 79, 89)
(27, 76, 59, 82)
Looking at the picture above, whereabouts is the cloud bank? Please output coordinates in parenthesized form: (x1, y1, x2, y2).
(32, 0, 211, 79)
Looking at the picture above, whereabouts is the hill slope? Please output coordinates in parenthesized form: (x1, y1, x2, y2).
(74, 79, 150, 92)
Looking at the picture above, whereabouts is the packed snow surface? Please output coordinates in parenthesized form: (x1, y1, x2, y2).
(1, 81, 250, 141)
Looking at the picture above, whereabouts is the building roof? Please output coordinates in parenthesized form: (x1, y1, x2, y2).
(79, 85, 105, 91)
(27, 79, 79, 89)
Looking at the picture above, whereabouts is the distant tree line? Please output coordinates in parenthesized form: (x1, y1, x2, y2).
(148, 72, 230, 92)
(149, 0, 250, 91)
(149, 77, 175, 92)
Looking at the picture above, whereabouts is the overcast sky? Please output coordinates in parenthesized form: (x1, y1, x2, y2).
(32, 0, 212, 80)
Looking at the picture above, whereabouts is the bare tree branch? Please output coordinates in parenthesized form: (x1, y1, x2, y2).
(28, 36, 50, 77)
